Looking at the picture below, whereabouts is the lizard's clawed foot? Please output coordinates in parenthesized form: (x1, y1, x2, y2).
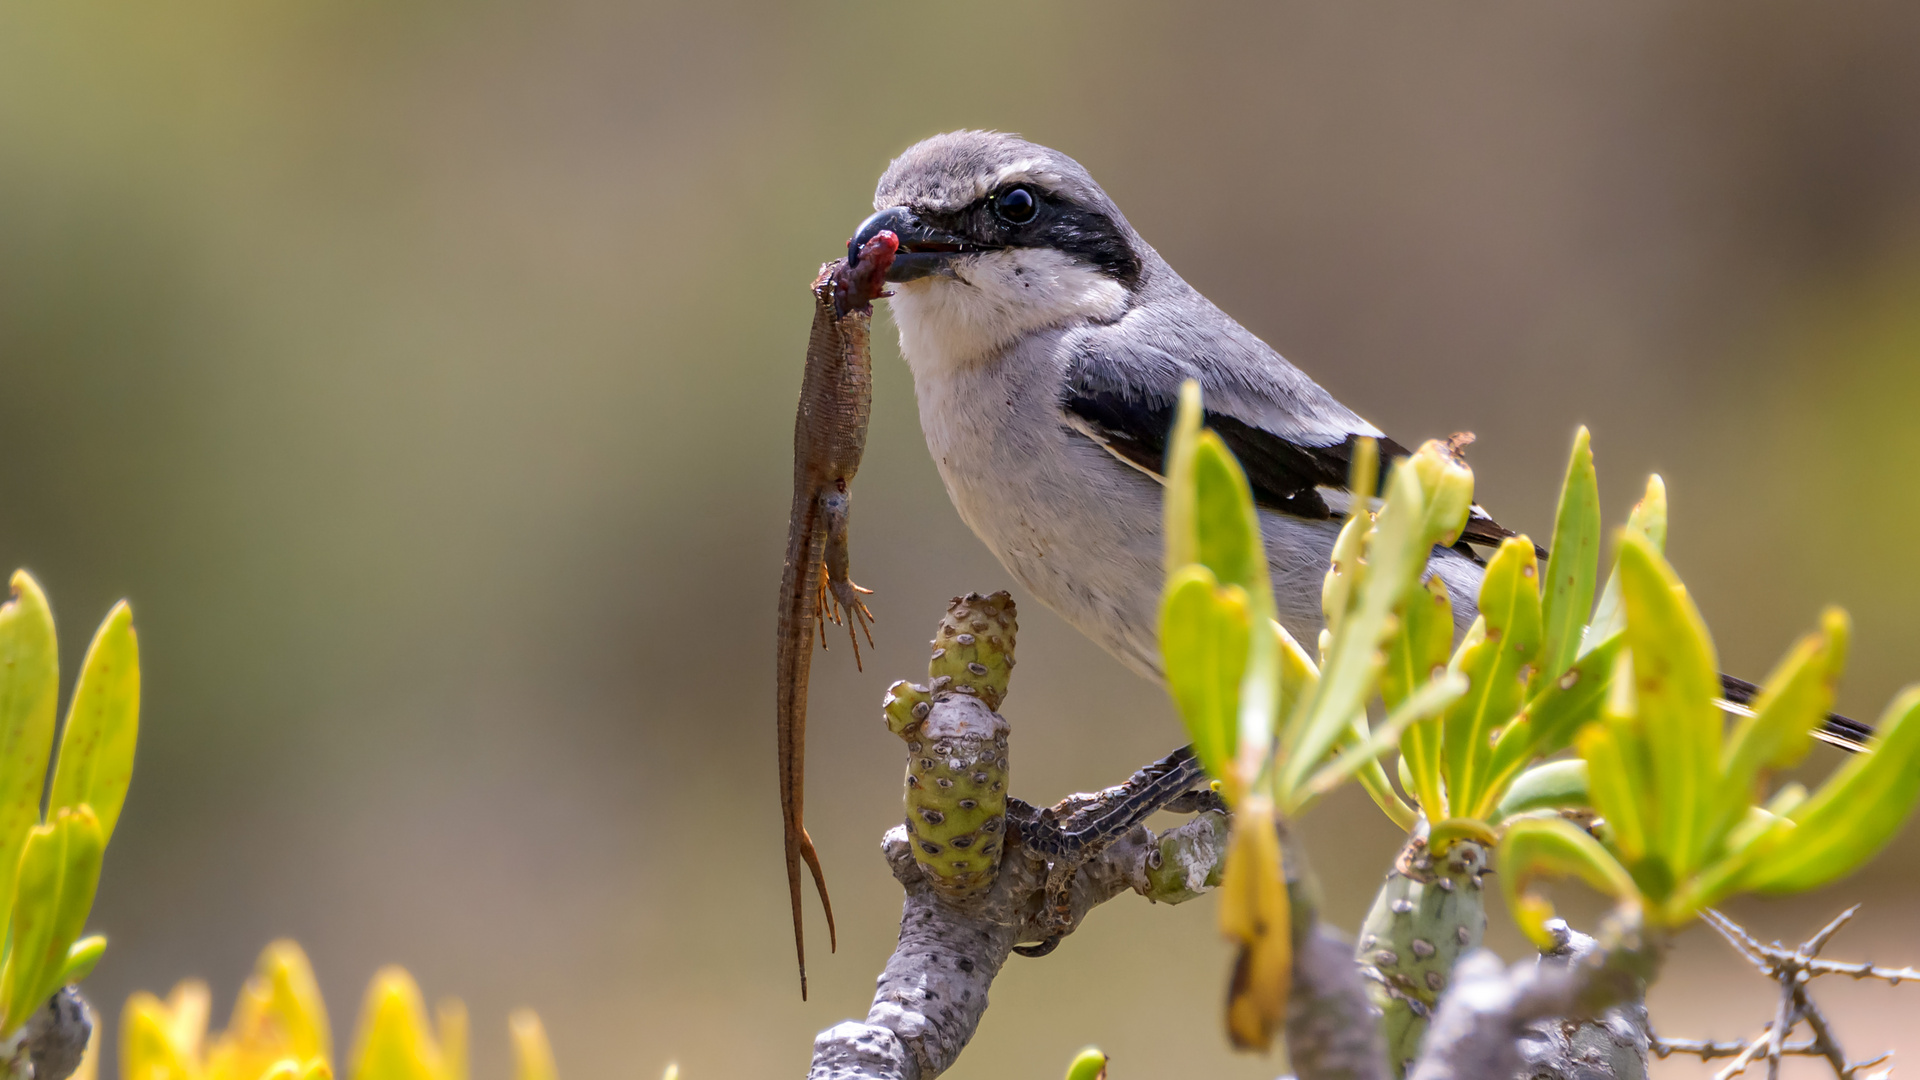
(1008, 745, 1212, 946)
(816, 574, 876, 668)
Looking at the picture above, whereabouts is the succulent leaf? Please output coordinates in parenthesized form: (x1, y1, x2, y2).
(48, 600, 141, 844)
(0, 805, 105, 1036)
(1497, 816, 1638, 949)
(1441, 538, 1544, 820)
(1582, 474, 1666, 655)
(1063, 1047, 1109, 1080)
(1492, 760, 1590, 822)
(0, 571, 59, 934)
(1218, 799, 1290, 1052)
(1161, 567, 1249, 791)
(1615, 533, 1721, 877)
(1741, 685, 1920, 894)
(1535, 427, 1601, 694)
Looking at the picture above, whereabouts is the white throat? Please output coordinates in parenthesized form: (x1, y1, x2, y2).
(888, 248, 1128, 373)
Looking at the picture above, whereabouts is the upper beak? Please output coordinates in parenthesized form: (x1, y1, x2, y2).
(849, 206, 986, 282)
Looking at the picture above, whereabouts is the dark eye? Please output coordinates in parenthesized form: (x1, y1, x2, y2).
(993, 186, 1037, 225)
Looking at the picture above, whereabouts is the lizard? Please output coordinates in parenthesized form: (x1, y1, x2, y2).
(776, 229, 898, 999)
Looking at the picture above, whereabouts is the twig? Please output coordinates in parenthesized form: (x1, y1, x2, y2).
(1667, 907, 1909, 1079)
(1649, 1031, 1818, 1060)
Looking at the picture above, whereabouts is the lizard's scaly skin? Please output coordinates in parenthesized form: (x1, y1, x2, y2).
(776, 233, 896, 998)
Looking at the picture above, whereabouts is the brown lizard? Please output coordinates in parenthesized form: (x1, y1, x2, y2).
(776, 230, 897, 998)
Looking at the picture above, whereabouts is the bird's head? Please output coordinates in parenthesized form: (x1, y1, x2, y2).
(851, 131, 1146, 370)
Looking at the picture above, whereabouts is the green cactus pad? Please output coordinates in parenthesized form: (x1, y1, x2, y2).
(903, 695, 1010, 898)
(1356, 836, 1489, 1075)
(882, 592, 1019, 899)
(927, 592, 1017, 710)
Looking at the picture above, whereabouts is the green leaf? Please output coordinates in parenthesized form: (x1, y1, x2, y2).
(1278, 462, 1430, 799)
(1063, 1047, 1109, 1080)
(1386, 574, 1454, 820)
(0, 806, 105, 1036)
(48, 601, 140, 844)
(1742, 686, 1920, 894)
(0, 572, 59, 941)
(1160, 567, 1250, 790)
(1498, 816, 1639, 949)
(1483, 633, 1624, 804)
(1305, 672, 1466, 802)
(55, 934, 106, 987)
(1493, 760, 1590, 821)
(1712, 609, 1845, 853)
(1535, 427, 1601, 693)
(1582, 474, 1667, 655)
(1163, 380, 1206, 576)
(1442, 538, 1544, 819)
(1615, 531, 1721, 878)
(1578, 653, 1651, 865)
(1191, 432, 1273, 614)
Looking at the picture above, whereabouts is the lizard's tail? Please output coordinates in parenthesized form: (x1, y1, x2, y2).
(785, 822, 837, 1000)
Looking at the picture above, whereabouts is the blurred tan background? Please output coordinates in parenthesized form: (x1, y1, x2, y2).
(3, 2, 1919, 1077)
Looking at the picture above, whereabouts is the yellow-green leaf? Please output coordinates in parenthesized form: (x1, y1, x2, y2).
(1390, 575, 1455, 820)
(510, 1010, 559, 1080)
(1163, 381, 1206, 576)
(0, 571, 59, 933)
(1493, 760, 1590, 822)
(1279, 461, 1431, 798)
(1306, 672, 1466, 803)
(1615, 532, 1720, 877)
(1442, 537, 1544, 819)
(1218, 799, 1290, 1051)
(1713, 610, 1845, 851)
(1582, 474, 1666, 655)
(351, 968, 442, 1080)
(1482, 633, 1624, 805)
(1160, 567, 1249, 792)
(1743, 686, 1920, 894)
(1498, 816, 1639, 948)
(439, 998, 470, 1080)
(1063, 1046, 1109, 1080)
(0, 806, 104, 1036)
(1536, 427, 1600, 693)
(55, 934, 106, 986)
(1578, 660, 1651, 865)
(48, 600, 140, 844)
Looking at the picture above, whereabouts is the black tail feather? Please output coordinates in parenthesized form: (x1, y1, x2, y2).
(1719, 673, 1873, 753)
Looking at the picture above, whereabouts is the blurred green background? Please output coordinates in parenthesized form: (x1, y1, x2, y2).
(3, 2, 1918, 1077)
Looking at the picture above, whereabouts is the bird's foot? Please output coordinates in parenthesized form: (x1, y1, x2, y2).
(1007, 745, 1215, 949)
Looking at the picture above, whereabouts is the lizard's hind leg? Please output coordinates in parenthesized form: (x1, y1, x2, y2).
(818, 489, 876, 667)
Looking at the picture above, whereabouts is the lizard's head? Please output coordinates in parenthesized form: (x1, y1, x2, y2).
(850, 131, 1146, 371)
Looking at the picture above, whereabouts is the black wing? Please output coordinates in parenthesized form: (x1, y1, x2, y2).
(1062, 369, 1405, 520)
(1061, 366, 1533, 557)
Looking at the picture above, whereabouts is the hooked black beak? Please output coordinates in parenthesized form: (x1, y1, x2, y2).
(849, 207, 988, 282)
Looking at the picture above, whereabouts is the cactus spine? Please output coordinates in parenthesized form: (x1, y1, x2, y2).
(882, 592, 1017, 899)
(1355, 834, 1489, 1076)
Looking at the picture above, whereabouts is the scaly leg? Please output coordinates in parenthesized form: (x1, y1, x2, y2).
(1007, 745, 1220, 953)
(817, 489, 875, 667)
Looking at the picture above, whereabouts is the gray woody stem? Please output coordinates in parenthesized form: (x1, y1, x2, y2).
(1409, 917, 1659, 1080)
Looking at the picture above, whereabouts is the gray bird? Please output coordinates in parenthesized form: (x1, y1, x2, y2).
(853, 130, 1493, 678)
(846, 130, 1871, 745)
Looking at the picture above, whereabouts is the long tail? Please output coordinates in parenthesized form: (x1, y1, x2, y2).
(1719, 673, 1873, 753)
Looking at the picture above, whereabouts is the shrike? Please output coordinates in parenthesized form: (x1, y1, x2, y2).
(845, 129, 1869, 746)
